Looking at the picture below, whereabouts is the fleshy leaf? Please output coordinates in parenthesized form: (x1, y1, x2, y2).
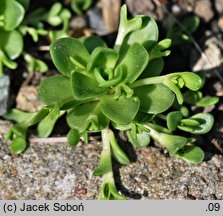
(109, 130, 130, 165)
(183, 90, 202, 104)
(50, 37, 90, 77)
(67, 102, 109, 133)
(98, 182, 126, 200)
(196, 96, 219, 107)
(71, 71, 107, 100)
(0, 30, 23, 59)
(100, 95, 140, 124)
(79, 35, 106, 54)
(93, 151, 111, 176)
(38, 75, 73, 106)
(122, 16, 158, 52)
(4, 109, 35, 123)
(182, 15, 200, 33)
(149, 39, 171, 60)
(148, 126, 187, 156)
(167, 111, 183, 132)
(175, 145, 204, 164)
(87, 47, 119, 73)
(178, 113, 214, 134)
(37, 104, 62, 137)
(115, 4, 142, 49)
(140, 58, 164, 78)
(176, 72, 202, 91)
(118, 43, 149, 84)
(27, 107, 50, 126)
(67, 128, 80, 146)
(134, 84, 174, 114)
(9, 137, 26, 154)
(71, 0, 92, 15)
(127, 130, 150, 147)
(158, 133, 188, 156)
(1, 0, 25, 31)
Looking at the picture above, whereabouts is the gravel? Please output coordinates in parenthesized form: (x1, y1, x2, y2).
(0, 120, 222, 200)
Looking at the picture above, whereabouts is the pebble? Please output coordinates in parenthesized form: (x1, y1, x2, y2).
(194, 0, 214, 22)
(218, 16, 223, 32)
(16, 85, 44, 112)
(215, 0, 223, 15)
(0, 120, 223, 199)
(0, 75, 10, 116)
(86, 8, 107, 35)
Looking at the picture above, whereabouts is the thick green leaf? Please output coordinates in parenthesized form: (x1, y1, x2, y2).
(167, 111, 183, 132)
(67, 102, 109, 133)
(127, 130, 150, 147)
(9, 137, 26, 154)
(46, 2, 63, 26)
(3, 109, 34, 123)
(71, 71, 107, 100)
(93, 150, 111, 176)
(109, 131, 130, 165)
(8, 122, 28, 138)
(0, 30, 23, 59)
(196, 96, 219, 107)
(140, 58, 164, 78)
(175, 145, 204, 164)
(38, 75, 73, 106)
(100, 95, 140, 124)
(158, 39, 172, 49)
(71, 0, 92, 14)
(16, 0, 30, 10)
(183, 15, 200, 33)
(87, 47, 119, 73)
(96, 66, 127, 88)
(67, 128, 80, 146)
(37, 104, 61, 138)
(79, 35, 106, 53)
(149, 39, 171, 60)
(164, 79, 184, 105)
(115, 4, 142, 49)
(180, 119, 200, 127)
(183, 90, 202, 104)
(134, 84, 174, 114)
(148, 126, 187, 156)
(176, 72, 202, 91)
(158, 133, 188, 156)
(98, 182, 126, 200)
(1, 0, 25, 31)
(123, 16, 158, 52)
(178, 113, 214, 134)
(27, 107, 50, 126)
(50, 37, 90, 77)
(118, 43, 149, 84)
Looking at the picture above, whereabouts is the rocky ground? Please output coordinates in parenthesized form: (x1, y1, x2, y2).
(0, 0, 223, 199)
(0, 120, 222, 200)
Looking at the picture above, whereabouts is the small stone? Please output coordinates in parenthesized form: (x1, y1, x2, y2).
(16, 86, 44, 112)
(194, 0, 214, 22)
(172, 5, 181, 15)
(190, 36, 223, 72)
(218, 17, 223, 32)
(126, 0, 158, 19)
(70, 16, 87, 29)
(0, 75, 10, 116)
(2, 155, 11, 161)
(86, 8, 107, 35)
(215, 0, 223, 15)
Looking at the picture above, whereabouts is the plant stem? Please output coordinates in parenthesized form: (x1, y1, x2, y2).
(101, 128, 116, 182)
(129, 76, 165, 88)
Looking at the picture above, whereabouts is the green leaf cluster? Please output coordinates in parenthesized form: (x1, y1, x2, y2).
(0, 1, 73, 76)
(6, 5, 217, 200)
